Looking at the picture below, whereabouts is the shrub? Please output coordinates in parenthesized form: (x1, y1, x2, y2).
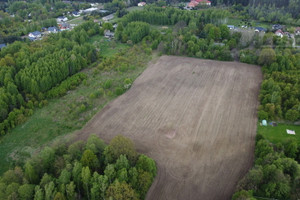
(103, 80, 112, 89)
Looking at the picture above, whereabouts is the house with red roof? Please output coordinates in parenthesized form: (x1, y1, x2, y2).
(275, 29, 284, 38)
(196, 0, 211, 5)
(188, 0, 211, 8)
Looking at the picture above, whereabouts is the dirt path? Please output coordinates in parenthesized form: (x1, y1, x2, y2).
(76, 56, 262, 199)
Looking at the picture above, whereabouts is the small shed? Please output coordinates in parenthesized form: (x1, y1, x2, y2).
(262, 120, 267, 126)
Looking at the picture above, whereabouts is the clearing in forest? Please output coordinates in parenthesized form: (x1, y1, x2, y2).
(77, 56, 262, 199)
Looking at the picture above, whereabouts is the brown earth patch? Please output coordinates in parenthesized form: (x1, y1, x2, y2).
(76, 56, 262, 200)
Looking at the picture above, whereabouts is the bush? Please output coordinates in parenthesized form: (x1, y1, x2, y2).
(103, 80, 112, 89)
(115, 87, 124, 96)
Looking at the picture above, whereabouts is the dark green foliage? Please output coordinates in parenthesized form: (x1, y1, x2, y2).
(234, 138, 300, 199)
(104, 135, 138, 164)
(121, 6, 229, 26)
(121, 22, 150, 44)
(252, 49, 300, 121)
(0, 135, 156, 200)
(0, 21, 99, 135)
(46, 73, 87, 99)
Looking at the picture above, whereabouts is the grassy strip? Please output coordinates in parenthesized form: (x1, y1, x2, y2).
(257, 122, 300, 144)
(89, 35, 129, 57)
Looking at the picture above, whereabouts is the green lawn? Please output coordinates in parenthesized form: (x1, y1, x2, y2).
(68, 16, 85, 25)
(226, 17, 272, 29)
(127, 6, 144, 12)
(0, 47, 153, 175)
(257, 122, 300, 144)
(89, 35, 129, 57)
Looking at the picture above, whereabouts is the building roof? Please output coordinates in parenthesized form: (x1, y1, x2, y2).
(195, 0, 211, 3)
(30, 31, 41, 36)
(99, 9, 109, 13)
(227, 25, 235, 28)
(188, 1, 198, 7)
(83, 8, 98, 13)
(0, 44, 6, 49)
(275, 29, 284, 34)
(102, 14, 114, 21)
(296, 27, 300, 31)
(59, 23, 70, 29)
(48, 27, 59, 32)
(255, 27, 266, 31)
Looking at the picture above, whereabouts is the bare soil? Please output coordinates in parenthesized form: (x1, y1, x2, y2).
(76, 56, 262, 200)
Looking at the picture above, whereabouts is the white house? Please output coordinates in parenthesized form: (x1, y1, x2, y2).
(227, 25, 235, 30)
(48, 27, 59, 34)
(28, 31, 42, 38)
(138, 2, 146, 6)
(56, 16, 68, 23)
(275, 29, 284, 38)
(72, 11, 80, 17)
(104, 30, 114, 39)
(102, 14, 114, 22)
(83, 8, 98, 13)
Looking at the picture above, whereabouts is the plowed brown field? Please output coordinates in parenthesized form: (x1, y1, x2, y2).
(76, 56, 262, 200)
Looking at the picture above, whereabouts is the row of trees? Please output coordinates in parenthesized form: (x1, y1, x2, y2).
(121, 6, 230, 26)
(0, 21, 100, 135)
(233, 135, 300, 199)
(0, 134, 157, 199)
(117, 6, 236, 61)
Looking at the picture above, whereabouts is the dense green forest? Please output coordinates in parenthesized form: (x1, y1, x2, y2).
(117, 6, 234, 60)
(0, 134, 157, 199)
(233, 134, 300, 199)
(0, 21, 100, 135)
(240, 46, 300, 122)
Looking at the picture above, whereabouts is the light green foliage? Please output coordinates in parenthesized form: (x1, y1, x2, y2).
(136, 154, 157, 177)
(18, 184, 35, 200)
(234, 134, 300, 199)
(44, 181, 55, 200)
(6, 183, 20, 198)
(2, 167, 23, 185)
(81, 167, 91, 200)
(232, 190, 255, 200)
(258, 48, 276, 66)
(24, 162, 38, 184)
(86, 134, 106, 155)
(105, 135, 138, 164)
(72, 162, 82, 190)
(136, 170, 153, 198)
(283, 139, 298, 159)
(104, 164, 116, 184)
(80, 150, 100, 171)
(117, 168, 128, 183)
(40, 147, 55, 171)
(0, 134, 157, 200)
(58, 169, 71, 185)
(39, 173, 53, 188)
(115, 155, 130, 171)
(65, 182, 76, 200)
(68, 141, 85, 161)
(106, 180, 138, 200)
(53, 192, 66, 200)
